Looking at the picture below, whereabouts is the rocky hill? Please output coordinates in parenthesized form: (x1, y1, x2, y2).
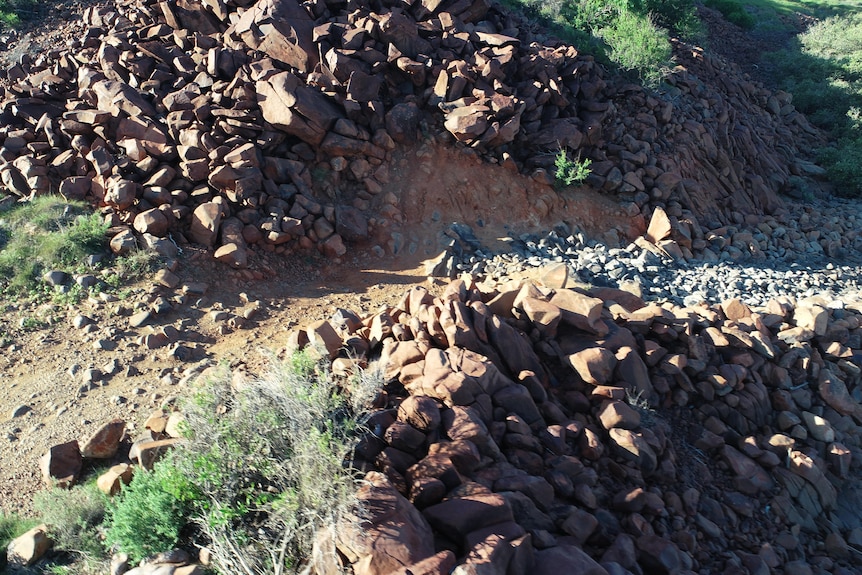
(0, 0, 829, 265)
(3, 0, 862, 574)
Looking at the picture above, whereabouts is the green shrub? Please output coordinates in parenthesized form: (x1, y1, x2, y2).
(554, 148, 593, 186)
(765, 13, 862, 196)
(705, 0, 755, 29)
(103, 457, 197, 563)
(599, 9, 673, 84)
(33, 482, 109, 569)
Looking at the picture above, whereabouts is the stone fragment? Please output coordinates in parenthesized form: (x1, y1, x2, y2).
(6, 525, 52, 567)
(189, 202, 222, 247)
(645, 206, 671, 244)
(81, 419, 126, 459)
(40, 441, 82, 487)
(97, 463, 134, 495)
(568, 347, 617, 386)
(319, 471, 434, 575)
(597, 400, 642, 430)
(533, 545, 608, 575)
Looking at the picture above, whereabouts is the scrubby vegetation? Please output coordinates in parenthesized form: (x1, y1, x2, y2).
(554, 148, 593, 187)
(0, 0, 37, 27)
(0, 196, 163, 308)
(6, 351, 374, 574)
(705, 0, 755, 28)
(506, 0, 699, 83)
(34, 482, 109, 571)
(100, 350, 374, 573)
(765, 12, 862, 196)
(0, 196, 107, 297)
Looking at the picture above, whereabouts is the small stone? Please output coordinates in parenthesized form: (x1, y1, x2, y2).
(11, 404, 31, 418)
(6, 524, 52, 567)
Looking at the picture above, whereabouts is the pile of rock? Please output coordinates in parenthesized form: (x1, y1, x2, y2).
(287, 275, 862, 574)
(0, 0, 825, 266)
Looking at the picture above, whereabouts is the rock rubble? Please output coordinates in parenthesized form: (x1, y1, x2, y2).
(285, 274, 862, 574)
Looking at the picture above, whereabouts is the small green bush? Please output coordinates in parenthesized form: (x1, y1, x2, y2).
(103, 458, 197, 563)
(554, 148, 593, 186)
(599, 9, 673, 84)
(705, 0, 755, 29)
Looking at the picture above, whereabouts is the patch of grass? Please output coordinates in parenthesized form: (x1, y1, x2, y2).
(503, 0, 683, 83)
(705, 0, 755, 28)
(0, 196, 108, 297)
(0, 512, 39, 551)
(0, 0, 42, 27)
(33, 481, 109, 568)
(107, 249, 161, 284)
(764, 12, 862, 196)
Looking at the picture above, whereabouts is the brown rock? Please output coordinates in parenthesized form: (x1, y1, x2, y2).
(722, 298, 752, 321)
(645, 206, 672, 244)
(722, 445, 775, 495)
(637, 534, 684, 574)
(397, 396, 441, 432)
(533, 545, 608, 575)
(81, 418, 126, 459)
(306, 319, 343, 360)
(233, 0, 317, 72)
(609, 428, 657, 474)
(6, 524, 52, 567)
(325, 471, 435, 575)
(40, 441, 82, 487)
(110, 228, 138, 255)
(597, 400, 642, 430)
(423, 493, 514, 543)
(550, 290, 608, 335)
(134, 209, 169, 237)
(97, 463, 134, 495)
(390, 551, 457, 575)
(189, 202, 222, 247)
(256, 71, 341, 145)
(214, 243, 248, 269)
(130, 437, 183, 470)
(567, 347, 617, 386)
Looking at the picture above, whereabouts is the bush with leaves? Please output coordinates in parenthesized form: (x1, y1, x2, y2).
(103, 457, 198, 563)
(554, 148, 593, 187)
(599, 9, 672, 84)
(556, 0, 676, 83)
